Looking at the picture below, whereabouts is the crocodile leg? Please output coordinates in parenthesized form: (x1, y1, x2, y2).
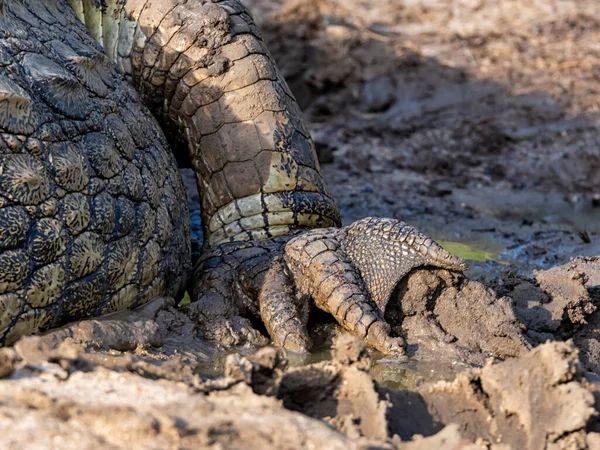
(283, 218, 467, 353)
(67, 0, 467, 353)
(188, 251, 269, 347)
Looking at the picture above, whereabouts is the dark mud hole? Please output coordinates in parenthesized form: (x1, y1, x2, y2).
(5, 0, 600, 448)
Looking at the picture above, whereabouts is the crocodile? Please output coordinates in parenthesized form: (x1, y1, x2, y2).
(0, 0, 466, 353)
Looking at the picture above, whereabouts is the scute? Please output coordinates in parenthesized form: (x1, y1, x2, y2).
(155, 202, 173, 245)
(83, 132, 125, 179)
(106, 237, 138, 290)
(89, 191, 115, 235)
(136, 202, 155, 243)
(0, 154, 51, 205)
(49, 141, 90, 192)
(28, 218, 67, 265)
(0, 75, 38, 134)
(26, 262, 66, 308)
(50, 40, 109, 97)
(68, 231, 106, 279)
(140, 165, 161, 208)
(119, 101, 153, 148)
(62, 270, 105, 320)
(0, 206, 29, 249)
(139, 276, 165, 305)
(102, 284, 138, 314)
(121, 163, 144, 200)
(114, 196, 135, 237)
(59, 192, 90, 234)
(4, 308, 52, 345)
(0, 293, 21, 334)
(0, 250, 30, 294)
(139, 239, 160, 286)
(21, 53, 91, 119)
(104, 114, 136, 160)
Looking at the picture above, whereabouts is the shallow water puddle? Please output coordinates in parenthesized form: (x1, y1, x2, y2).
(370, 355, 466, 390)
(288, 349, 464, 390)
(428, 186, 600, 272)
(194, 346, 464, 391)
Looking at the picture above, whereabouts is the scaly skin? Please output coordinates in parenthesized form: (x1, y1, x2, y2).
(0, 0, 467, 353)
(66, 0, 341, 247)
(0, 0, 190, 344)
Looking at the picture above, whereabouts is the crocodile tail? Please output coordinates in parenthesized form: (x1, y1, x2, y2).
(71, 0, 341, 247)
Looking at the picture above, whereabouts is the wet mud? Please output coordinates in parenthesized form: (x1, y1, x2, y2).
(5, 0, 600, 448)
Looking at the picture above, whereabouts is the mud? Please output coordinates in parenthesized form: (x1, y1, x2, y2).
(5, 0, 600, 448)
(0, 347, 354, 449)
(3, 328, 600, 449)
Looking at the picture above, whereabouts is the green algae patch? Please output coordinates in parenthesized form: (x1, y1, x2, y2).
(438, 240, 500, 262)
(178, 291, 192, 307)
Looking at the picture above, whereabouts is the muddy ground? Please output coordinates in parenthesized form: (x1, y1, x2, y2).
(4, 0, 600, 448)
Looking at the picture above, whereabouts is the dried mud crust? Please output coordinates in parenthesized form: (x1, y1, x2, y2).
(387, 256, 600, 375)
(3, 330, 600, 450)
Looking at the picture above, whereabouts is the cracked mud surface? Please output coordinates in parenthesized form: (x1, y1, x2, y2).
(5, 0, 600, 448)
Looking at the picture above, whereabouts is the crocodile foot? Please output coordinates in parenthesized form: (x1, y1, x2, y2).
(189, 217, 467, 354)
